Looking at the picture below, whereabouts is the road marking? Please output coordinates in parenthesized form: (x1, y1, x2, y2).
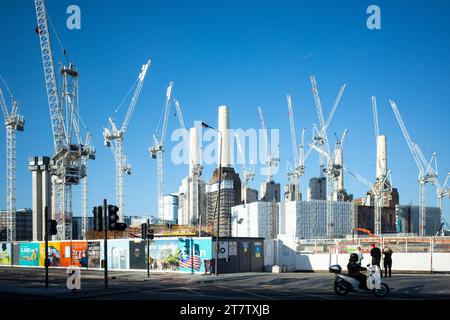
(214, 284, 276, 300)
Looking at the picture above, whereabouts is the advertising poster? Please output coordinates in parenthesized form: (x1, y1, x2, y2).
(178, 237, 212, 273)
(39, 242, 60, 267)
(255, 243, 262, 258)
(148, 239, 179, 271)
(71, 242, 88, 267)
(88, 241, 101, 268)
(59, 242, 88, 267)
(129, 240, 146, 270)
(108, 240, 130, 270)
(12, 243, 20, 265)
(19, 242, 40, 266)
(0, 243, 11, 265)
(59, 242, 72, 267)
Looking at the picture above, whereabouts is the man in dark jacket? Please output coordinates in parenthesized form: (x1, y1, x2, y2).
(347, 253, 367, 289)
(370, 243, 382, 277)
(383, 246, 393, 278)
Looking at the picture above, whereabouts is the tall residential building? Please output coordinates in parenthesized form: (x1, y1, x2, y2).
(260, 181, 281, 202)
(207, 167, 241, 237)
(0, 209, 32, 241)
(72, 216, 94, 240)
(28, 156, 52, 241)
(177, 176, 207, 226)
(161, 194, 178, 224)
(231, 201, 279, 239)
(242, 187, 258, 204)
(307, 177, 326, 201)
(396, 205, 442, 236)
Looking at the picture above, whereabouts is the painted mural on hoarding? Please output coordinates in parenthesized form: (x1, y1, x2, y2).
(0, 243, 11, 265)
(148, 239, 179, 271)
(129, 240, 146, 270)
(57, 242, 89, 267)
(39, 242, 60, 266)
(178, 238, 212, 273)
(19, 243, 40, 266)
(88, 241, 101, 268)
(108, 240, 130, 270)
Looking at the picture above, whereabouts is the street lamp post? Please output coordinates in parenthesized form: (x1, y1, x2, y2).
(201, 122, 222, 276)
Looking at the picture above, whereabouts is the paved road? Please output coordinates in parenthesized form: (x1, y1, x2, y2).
(0, 267, 449, 300)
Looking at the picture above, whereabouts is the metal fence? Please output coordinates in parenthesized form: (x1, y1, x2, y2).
(296, 236, 450, 254)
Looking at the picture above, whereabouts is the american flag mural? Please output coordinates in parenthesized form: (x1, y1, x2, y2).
(178, 253, 202, 271)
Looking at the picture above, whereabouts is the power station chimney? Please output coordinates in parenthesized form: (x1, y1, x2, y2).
(218, 105, 231, 167)
(334, 147, 344, 191)
(376, 135, 387, 180)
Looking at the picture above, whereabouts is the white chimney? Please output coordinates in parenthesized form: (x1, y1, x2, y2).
(376, 135, 387, 180)
(334, 147, 344, 191)
(189, 127, 200, 176)
(218, 105, 231, 167)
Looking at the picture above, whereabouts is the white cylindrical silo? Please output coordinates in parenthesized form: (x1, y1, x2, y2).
(189, 127, 200, 176)
(334, 147, 344, 191)
(218, 105, 231, 167)
(376, 135, 387, 180)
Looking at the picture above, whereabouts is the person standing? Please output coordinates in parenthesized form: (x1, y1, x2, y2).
(356, 246, 364, 266)
(370, 243, 382, 277)
(383, 245, 393, 278)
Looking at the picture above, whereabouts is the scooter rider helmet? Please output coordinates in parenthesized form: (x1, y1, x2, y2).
(349, 253, 359, 262)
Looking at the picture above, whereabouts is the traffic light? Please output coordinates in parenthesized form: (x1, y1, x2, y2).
(108, 205, 119, 231)
(148, 228, 154, 240)
(107, 205, 127, 231)
(141, 223, 148, 239)
(50, 219, 57, 236)
(93, 206, 103, 231)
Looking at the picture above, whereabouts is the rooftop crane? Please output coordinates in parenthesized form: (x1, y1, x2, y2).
(372, 96, 380, 140)
(35, 0, 92, 239)
(309, 75, 347, 238)
(257, 106, 279, 183)
(81, 131, 95, 239)
(150, 81, 174, 223)
(344, 165, 392, 235)
(389, 99, 438, 236)
(103, 60, 150, 222)
(235, 132, 255, 204)
(286, 95, 313, 200)
(0, 78, 24, 242)
(437, 172, 450, 215)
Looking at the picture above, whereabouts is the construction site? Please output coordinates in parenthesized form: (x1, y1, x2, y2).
(0, 0, 450, 275)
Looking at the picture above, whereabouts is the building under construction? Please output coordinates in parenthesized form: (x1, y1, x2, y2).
(231, 201, 279, 239)
(279, 200, 353, 239)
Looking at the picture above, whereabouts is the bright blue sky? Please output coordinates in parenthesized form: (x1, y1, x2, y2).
(0, 0, 449, 222)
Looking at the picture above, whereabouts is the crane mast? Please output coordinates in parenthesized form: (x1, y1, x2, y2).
(0, 80, 24, 242)
(344, 165, 392, 235)
(103, 60, 150, 221)
(389, 99, 438, 236)
(310, 76, 346, 238)
(35, 0, 92, 239)
(150, 81, 174, 223)
(257, 106, 279, 183)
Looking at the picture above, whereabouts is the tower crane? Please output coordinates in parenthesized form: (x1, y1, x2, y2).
(389, 99, 438, 236)
(0, 78, 24, 242)
(150, 81, 174, 223)
(372, 96, 380, 140)
(309, 75, 347, 238)
(35, 0, 94, 239)
(235, 133, 255, 204)
(103, 60, 150, 222)
(344, 165, 392, 235)
(257, 106, 279, 183)
(81, 131, 95, 239)
(437, 172, 450, 216)
(286, 95, 313, 200)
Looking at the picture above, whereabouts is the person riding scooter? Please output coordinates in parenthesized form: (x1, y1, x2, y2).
(347, 253, 367, 289)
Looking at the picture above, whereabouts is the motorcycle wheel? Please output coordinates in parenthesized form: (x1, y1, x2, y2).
(334, 281, 350, 296)
(372, 283, 389, 297)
